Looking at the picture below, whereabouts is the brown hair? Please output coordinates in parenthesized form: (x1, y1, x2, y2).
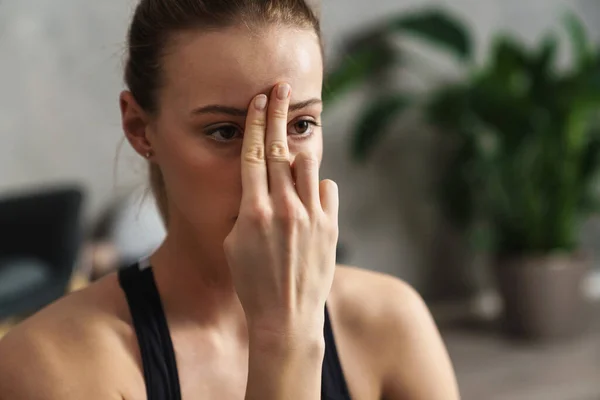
(124, 0, 322, 224)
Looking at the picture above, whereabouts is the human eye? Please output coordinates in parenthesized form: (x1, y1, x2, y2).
(288, 117, 320, 141)
(205, 124, 243, 143)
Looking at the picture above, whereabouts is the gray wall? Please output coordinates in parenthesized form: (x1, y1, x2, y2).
(1, 0, 598, 295)
(0, 0, 139, 213)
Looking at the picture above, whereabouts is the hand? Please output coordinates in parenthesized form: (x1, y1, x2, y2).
(223, 83, 339, 339)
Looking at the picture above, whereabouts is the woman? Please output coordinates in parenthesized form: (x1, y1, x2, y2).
(0, 0, 460, 399)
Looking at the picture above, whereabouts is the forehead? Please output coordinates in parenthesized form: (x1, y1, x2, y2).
(160, 25, 323, 108)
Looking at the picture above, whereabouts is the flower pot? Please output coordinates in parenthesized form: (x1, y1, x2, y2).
(494, 252, 589, 341)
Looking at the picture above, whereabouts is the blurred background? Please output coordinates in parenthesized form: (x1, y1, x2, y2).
(1, 0, 600, 398)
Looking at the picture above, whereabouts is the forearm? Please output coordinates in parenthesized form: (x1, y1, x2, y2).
(245, 327, 325, 400)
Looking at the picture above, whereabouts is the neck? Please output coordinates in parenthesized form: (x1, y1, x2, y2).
(149, 211, 245, 329)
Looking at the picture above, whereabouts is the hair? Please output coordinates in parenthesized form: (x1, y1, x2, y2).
(124, 0, 322, 225)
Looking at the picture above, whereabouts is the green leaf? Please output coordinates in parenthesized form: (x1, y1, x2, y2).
(580, 137, 600, 180)
(438, 137, 478, 228)
(563, 11, 592, 70)
(585, 64, 600, 96)
(529, 34, 559, 103)
(385, 9, 473, 62)
(533, 34, 559, 76)
(323, 39, 396, 106)
(468, 77, 532, 151)
(350, 93, 411, 162)
(489, 35, 529, 77)
(578, 135, 600, 212)
(421, 9, 600, 255)
(426, 84, 472, 130)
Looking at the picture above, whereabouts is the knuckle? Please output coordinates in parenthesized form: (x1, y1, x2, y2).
(298, 211, 311, 226)
(271, 107, 288, 120)
(249, 117, 267, 128)
(318, 217, 338, 237)
(302, 154, 319, 166)
(267, 141, 289, 160)
(275, 198, 302, 223)
(247, 203, 272, 225)
(253, 202, 272, 218)
(296, 154, 319, 171)
(306, 204, 322, 216)
(243, 144, 265, 164)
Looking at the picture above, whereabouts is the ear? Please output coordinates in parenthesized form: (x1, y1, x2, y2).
(120, 90, 154, 159)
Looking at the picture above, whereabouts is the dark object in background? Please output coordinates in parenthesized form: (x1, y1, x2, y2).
(0, 185, 85, 320)
(495, 253, 589, 341)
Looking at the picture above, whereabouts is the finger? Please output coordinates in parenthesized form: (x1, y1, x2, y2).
(241, 94, 269, 203)
(266, 83, 294, 197)
(292, 152, 321, 211)
(319, 179, 339, 219)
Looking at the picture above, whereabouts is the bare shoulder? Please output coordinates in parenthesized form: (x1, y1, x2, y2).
(0, 275, 142, 400)
(328, 265, 429, 349)
(328, 265, 460, 400)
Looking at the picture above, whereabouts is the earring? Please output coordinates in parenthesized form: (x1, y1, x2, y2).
(145, 150, 153, 159)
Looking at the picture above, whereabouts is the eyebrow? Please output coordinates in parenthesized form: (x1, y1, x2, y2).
(191, 98, 323, 117)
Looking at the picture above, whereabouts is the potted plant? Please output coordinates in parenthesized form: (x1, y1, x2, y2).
(324, 8, 600, 340)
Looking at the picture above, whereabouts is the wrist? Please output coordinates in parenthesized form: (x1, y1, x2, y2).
(248, 321, 325, 358)
(245, 331, 324, 400)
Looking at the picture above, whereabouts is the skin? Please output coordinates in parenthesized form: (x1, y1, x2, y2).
(0, 25, 460, 400)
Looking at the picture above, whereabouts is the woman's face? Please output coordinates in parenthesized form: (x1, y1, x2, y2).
(124, 25, 324, 244)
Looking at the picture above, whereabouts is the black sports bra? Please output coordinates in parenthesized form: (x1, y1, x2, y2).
(118, 261, 352, 400)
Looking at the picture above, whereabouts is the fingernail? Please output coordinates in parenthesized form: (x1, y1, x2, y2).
(254, 94, 267, 110)
(277, 83, 290, 100)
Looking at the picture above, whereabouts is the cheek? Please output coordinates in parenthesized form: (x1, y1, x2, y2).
(156, 131, 243, 224)
(316, 138, 323, 164)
